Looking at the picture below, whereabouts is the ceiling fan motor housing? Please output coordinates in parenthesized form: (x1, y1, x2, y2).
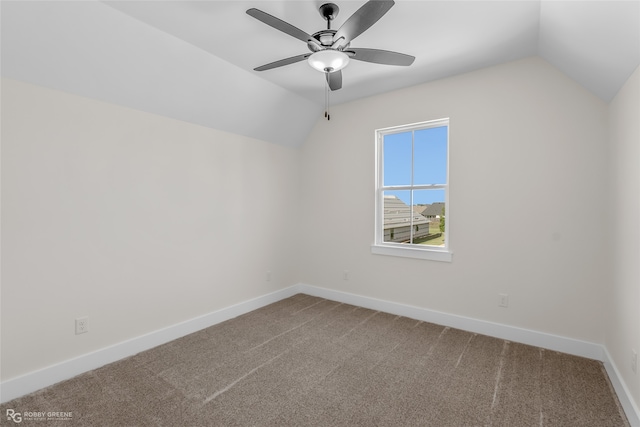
(309, 29, 347, 52)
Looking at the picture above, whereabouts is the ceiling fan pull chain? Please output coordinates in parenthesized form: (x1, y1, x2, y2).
(326, 81, 329, 120)
(324, 75, 331, 121)
(324, 74, 328, 120)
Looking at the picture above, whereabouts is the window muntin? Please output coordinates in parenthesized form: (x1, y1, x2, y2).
(374, 119, 450, 260)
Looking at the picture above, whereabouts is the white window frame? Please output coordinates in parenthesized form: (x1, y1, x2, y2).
(372, 118, 452, 262)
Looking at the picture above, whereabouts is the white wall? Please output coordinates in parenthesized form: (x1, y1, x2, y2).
(0, 78, 300, 381)
(607, 65, 640, 409)
(2, 57, 636, 411)
(299, 57, 609, 344)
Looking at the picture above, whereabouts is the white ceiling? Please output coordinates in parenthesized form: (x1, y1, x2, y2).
(2, 1, 639, 147)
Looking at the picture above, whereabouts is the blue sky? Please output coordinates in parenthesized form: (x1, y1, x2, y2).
(383, 126, 447, 205)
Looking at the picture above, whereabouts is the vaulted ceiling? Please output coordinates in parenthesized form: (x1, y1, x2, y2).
(2, 1, 639, 147)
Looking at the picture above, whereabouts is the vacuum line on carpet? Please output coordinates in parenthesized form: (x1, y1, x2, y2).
(487, 340, 510, 426)
(491, 341, 510, 408)
(455, 334, 476, 369)
(368, 320, 425, 372)
(247, 302, 342, 352)
(336, 311, 380, 340)
(204, 348, 291, 404)
(428, 327, 449, 358)
(369, 342, 402, 372)
(290, 299, 325, 316)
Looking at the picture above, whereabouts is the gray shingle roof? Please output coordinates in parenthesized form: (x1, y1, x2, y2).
(383, 196, 430, 230)
(421, 202, 445, 218)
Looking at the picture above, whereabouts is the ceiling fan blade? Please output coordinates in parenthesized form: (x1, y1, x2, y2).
(254, 53, 310, 71)
(332, 0, 395, 49)
(326, 70, 343, 91)
(347, 48, 415, 66)
(247, 8, 314, 44)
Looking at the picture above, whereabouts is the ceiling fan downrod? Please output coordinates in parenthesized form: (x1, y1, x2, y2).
(319, 3, 339, 30)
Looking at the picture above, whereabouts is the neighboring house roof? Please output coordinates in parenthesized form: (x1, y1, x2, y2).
(383, 196, 429, 230)
(422, 202, 445, 218)
(413, 205, 429, 215)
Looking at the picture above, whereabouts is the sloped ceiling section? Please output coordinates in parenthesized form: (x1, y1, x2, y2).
(102, 0, 639, 105)
(0, 1, 321, 148)
(2, 1, 639, 148)
(538, 1, 640, 101)
(102, 0, 544, 106)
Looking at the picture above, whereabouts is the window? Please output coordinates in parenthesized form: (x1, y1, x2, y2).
(372, 118, 451, 262)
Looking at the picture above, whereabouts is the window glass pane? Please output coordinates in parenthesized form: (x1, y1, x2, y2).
(376, 119, 449, 255)
(382, 190, 411, 243)
(383, 132, 412, 186)
(413, 126, 447, 185)
(412, 189, 446, 247)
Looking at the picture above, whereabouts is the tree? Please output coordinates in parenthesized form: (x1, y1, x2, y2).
(439, 205, 445, 233)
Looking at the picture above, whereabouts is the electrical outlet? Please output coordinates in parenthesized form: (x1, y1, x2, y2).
(266, 271, 271, 282)
(632, 349, 637, 374)
(75, 317, 89, 335)
(498, 293, 509, 308)
(343, 270, 349, 281)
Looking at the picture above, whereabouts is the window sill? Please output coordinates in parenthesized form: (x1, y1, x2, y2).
(371, 244, 453, 262)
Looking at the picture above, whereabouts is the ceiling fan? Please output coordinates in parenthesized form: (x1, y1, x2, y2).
(246, 0, 415, 91)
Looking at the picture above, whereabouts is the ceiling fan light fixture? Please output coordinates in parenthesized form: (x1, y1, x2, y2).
(308, 50, 349, 73)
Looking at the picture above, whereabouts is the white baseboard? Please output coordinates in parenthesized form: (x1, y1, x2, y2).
(0, 285, 300, 404)
(603, 348, 640, 427)
(296, 283, 639, 426)
(297, 284, 603, 358)
(3, 283, 638, 426)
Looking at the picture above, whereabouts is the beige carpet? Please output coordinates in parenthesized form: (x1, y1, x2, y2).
(1, 294, 630, 426)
